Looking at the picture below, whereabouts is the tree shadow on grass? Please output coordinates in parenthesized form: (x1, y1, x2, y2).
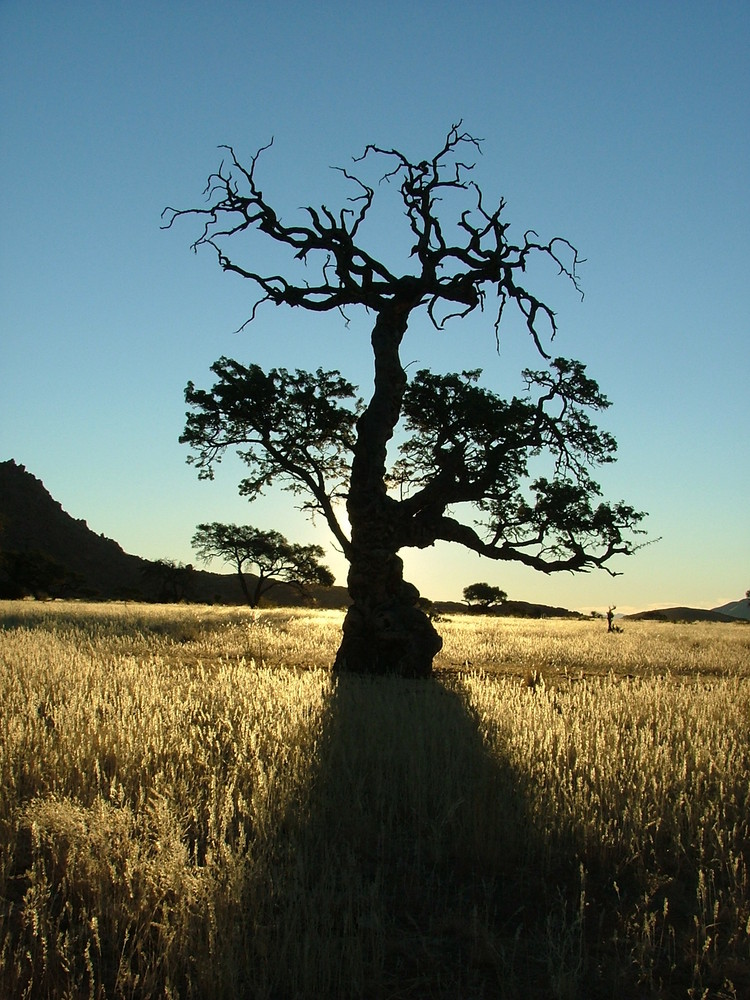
(266, 672, 588, 1000)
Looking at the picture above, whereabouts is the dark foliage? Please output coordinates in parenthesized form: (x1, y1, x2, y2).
(462, 582, 508, 611)
(191, 522, 334, 607)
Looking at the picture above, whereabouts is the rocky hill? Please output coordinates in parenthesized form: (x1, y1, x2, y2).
(712, 599, 750, 622)
(0, 459, 347, 606)
(0, 460, 145, 599)
(433, 598, 582, 619)
(624, 606, 746, 624)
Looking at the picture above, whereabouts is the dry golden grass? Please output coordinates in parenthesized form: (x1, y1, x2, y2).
(436, 613, 750, 679)
(1, 600, 748, 998)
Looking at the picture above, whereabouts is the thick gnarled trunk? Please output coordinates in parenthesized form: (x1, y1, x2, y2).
(334, 305, 443, 677)
(334, 535, 442, 678)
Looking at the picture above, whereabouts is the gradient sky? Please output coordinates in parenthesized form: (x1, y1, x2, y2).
(1, 1, 747, 614)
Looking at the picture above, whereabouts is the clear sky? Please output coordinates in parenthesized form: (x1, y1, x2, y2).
(1, 1, 747, 614)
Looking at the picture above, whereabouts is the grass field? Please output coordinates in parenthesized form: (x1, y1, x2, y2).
(1, 601, 748, 998)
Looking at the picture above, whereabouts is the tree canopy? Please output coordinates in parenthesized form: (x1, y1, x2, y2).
(463, 583, 508, 611)
(167, 124, 647, 675)
(191, 522, 334, 607)
(141, 559, 194, 603)
(181, 356, 644, 580)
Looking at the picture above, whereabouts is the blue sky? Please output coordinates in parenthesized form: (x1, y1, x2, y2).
(1, 1, 747, 613)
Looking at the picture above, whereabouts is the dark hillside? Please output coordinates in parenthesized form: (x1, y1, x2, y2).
(624, 606, 745, 624)
(0, 460, 146, 598)
(712, 599, 750, 622)
(434, 599, 581, 619)
(0, 460, 347, 605)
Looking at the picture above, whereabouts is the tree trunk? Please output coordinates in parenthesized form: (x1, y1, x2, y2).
(334, 303, 443, 677)
(250, 573, 269, 608)
(235, 566, 254, 605)
(334, 543, 442, 678)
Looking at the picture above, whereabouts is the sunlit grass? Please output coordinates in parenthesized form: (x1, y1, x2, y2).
(437, 613, 750, 678)
(1, 600, 748, 998)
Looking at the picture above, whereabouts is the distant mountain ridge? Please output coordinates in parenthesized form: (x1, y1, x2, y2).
(712, 599, 750, 622)
(0, 459, 347, 605)
(0, 460, 145, 598)
(433, 599, 582, 619)
(624, 606, 748, 624)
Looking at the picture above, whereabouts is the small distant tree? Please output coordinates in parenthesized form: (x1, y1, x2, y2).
(746, 589, 750, 605)
(463, 582, 508, 611)
(142, 559, 194, 602)
(191, 522, 334, 607)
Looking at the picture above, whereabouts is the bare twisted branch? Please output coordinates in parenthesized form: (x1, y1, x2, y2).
(163, 125, 584, 360)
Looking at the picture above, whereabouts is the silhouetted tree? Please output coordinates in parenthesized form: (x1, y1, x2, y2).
(166, 123, 646, 676)
(463, 582, 508, 611)
(0, 550, 80, 599)
(142, 559, 194, 603)
(191, 522, 334, 607)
